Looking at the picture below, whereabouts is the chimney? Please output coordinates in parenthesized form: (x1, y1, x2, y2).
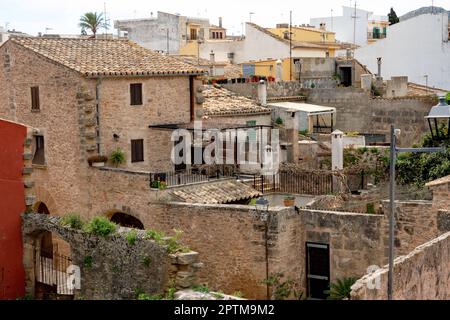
(258, 80, 267, 106)
(219, 17, 223, 28)
(319, 23, 326, 30)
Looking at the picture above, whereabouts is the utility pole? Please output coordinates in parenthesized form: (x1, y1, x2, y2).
(352, 1, 357, 48)
(289, 10, 292, 81)
(103, 2, 110, 37)
(331, 9, 334, 32)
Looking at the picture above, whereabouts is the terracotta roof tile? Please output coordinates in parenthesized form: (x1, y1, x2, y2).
(171, 179, 261, 204)
(202, 85, 271, 117)
(9, 37, 204, 77)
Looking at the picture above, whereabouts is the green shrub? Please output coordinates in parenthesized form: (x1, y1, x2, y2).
(370, 148, 380, 155)
(60, 214, 84, 230)
(84, 256, 93, 268)
(138, 293, 164, 300)
(275, 117, 283, 125)
(145, 229, 166, 243)
(367, 203, 376, 214)
(325, 277, 358, 300)
(299, 129, 309, 136)
(446, 92, 450, 104)
(310, 83, 316, 89)
(232, 291, 244, 298)
(110, 148, 126, 167)
(142, 256, 152, 267)
(126, 230, 138, 245)
(192, 285, 210, 293)
(84, 216, 117, 237)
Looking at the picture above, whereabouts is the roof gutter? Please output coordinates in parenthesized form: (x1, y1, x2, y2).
(86, 72, 206, 79)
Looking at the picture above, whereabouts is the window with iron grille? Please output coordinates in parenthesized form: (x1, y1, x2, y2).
(31, 86, 40, 111)
(131, 139, 144, 163)
(130, 83, 143, 106)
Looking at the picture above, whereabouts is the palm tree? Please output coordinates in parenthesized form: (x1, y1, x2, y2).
(325, 277, 358, 300)
(79, 12, 105, 37)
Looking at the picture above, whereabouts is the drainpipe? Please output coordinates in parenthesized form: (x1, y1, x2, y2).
(95, 79, 102, 154)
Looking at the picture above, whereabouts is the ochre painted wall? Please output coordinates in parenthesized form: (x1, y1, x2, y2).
(267, 27, 336, 43)
(0, 119, 26, 299)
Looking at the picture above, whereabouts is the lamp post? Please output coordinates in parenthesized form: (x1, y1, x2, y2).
(255, 197, 270, 300)
(387, 96, 450, 300)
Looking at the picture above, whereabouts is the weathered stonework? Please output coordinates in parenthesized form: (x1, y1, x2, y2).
(351, 231, 450, 300)
(22, 213, 200, 300)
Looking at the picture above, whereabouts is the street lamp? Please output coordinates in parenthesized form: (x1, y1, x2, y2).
(255, 197, 270, 299)
(387, 96, 450, 300)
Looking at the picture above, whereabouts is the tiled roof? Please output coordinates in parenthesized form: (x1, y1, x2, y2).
(173, 55, 242, 79)
(171, 179, 261, 204)
(9, 37, 204, 77)
(202, 85, 271, 117)
(425, 175, 450, 188)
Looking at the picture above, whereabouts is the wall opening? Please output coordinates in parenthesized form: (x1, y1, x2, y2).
(110, 212, 145, 229)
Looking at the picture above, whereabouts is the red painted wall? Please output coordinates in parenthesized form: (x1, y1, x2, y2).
(0, 119, 26, 299)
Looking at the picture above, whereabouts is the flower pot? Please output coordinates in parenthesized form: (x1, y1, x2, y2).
(91, 162, 105, 167)
(283, 198, 295, 207)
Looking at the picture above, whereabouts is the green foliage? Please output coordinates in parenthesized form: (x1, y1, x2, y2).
(388, 8, 400, 25)
(111, 265, 120, 273)
(142, 256, 152, 267)
(299, 129, 309, 136)
(345, 131, 360, 137)
(211, 291, 225, 300)
(275, 117, 284, 125)
(247, 198, 257, 206)
(79, 12, 106, 36)
(60, 214, 84, 230)
(310, 83, 316, 89)
(325, 277, 358, 300)
(344, 147, 390, 184)
(397, 126, 450, 187)
(126, 230, 138, 246)
(192, 285, 210, 293)
(145, 229, 166, 243)
(262, 273, 304, 300)
(366, 203, 376, 214)
(371, 83, 382, 97)
(16, 294, 33, 300)
(165, 282, 177, 300)
(84, 256, 93, 268)
(110, 148, 126, 167)
(232, 291, 244, 298)
(446, 92, 450, 104)
(145, 229, 190, 254)
(370, 148, 380, 155)
(84, 216, 117, 237)
(138, 293, 164, 300)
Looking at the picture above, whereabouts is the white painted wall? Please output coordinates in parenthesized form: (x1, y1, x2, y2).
(310, 6, 370, 46)
(198, 23, 327, 64)
(355, 13, 450, 90)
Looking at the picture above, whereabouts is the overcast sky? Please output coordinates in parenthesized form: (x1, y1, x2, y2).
(0, 0, 446, 36)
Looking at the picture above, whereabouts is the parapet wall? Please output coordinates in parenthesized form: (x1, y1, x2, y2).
(351, 231, 450, 300)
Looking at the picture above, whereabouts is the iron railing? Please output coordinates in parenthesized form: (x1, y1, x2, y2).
(35, 249, 74, 296)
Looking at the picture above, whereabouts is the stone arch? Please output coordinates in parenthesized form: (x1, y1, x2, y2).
(102, 204, 146, 229)
(33, 186, 59, 216)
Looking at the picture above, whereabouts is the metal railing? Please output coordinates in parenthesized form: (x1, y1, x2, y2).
(367, 32, 387, 39)
(35, 249, 74, 296)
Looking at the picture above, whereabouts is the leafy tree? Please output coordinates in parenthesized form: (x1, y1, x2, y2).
(388, 8, 400, 25)
(397, 125, 450, 187)
(325, 277, 358, 300)
(446, 92, 450, 104)
(79, 12, 106, 37)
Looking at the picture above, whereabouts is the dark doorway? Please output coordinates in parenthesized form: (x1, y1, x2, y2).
(110, 212, 144, 230)
(306, 242, 330, 300)
(37, 203, 53, 259)
(340, 67, 352, 87)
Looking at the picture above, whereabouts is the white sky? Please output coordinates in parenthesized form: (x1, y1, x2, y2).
(0, 0, 447, 36)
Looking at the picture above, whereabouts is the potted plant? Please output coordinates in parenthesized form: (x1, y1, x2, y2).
(110, 148, 126, 167)
(283, 196, 295, 207)
(87, 155, 108, 167)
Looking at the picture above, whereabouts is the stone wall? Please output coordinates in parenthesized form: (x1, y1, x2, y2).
(307, 88, 437, 147)
(22, 213, 200, 300)
(223, 81, 305, 99)
(351, 231, 450, 300)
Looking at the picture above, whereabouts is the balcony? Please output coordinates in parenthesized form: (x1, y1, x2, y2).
(368, 32, 386, 40)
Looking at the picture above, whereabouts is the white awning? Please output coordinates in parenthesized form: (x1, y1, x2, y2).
(267, 102, 336, 116)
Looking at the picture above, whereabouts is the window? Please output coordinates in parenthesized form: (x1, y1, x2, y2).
(33, 135, 45, 165)
(190, 28, 197, 40)
(130, 83, 143, 106)
(31, 86, 40, 111)
(131, 139, 144, 163)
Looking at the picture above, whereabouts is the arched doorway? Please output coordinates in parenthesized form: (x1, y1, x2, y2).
(33, 202, 73, 300)
(110, 212, 144, 229)
(37, 202, 53, 259)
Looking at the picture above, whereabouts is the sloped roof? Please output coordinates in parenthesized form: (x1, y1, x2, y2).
(8, 37, 204, 77)
(171, 179, 262, 204)
(202, 85, 271, 117)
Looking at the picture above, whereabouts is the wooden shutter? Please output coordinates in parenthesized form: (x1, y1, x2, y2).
(131, 139, 144, 163)
(130, 84, 143, 105)
(31, 87, 40, 110)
